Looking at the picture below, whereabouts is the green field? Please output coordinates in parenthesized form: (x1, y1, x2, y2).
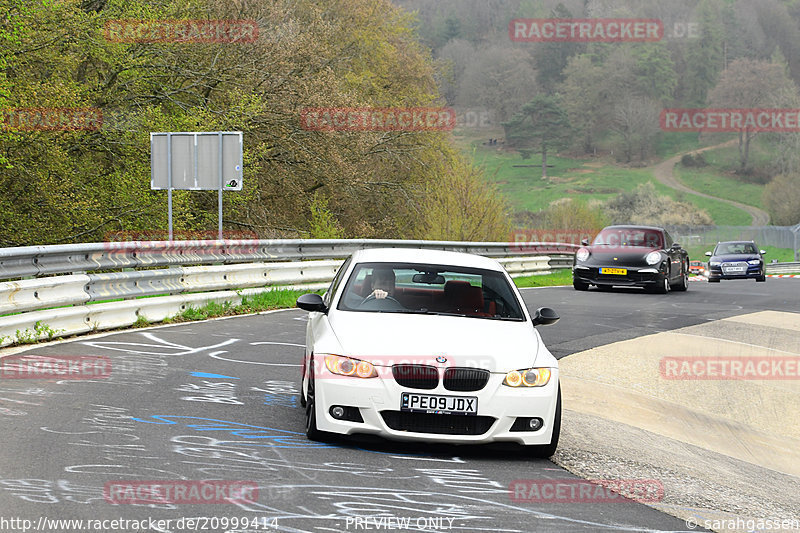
(675, 166, 766, 210)
(456, 130, 754, 225)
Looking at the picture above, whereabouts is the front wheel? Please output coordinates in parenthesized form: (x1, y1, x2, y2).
(573, 279, 589, 291)
(647, 273, 670, 294)
(671, 269, 688, 292)
(527, 385, 561, 459)
(305, 357, 326, 441)
(756, 273, 766, 282)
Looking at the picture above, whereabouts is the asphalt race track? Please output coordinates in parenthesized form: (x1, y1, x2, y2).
(0, 279, 797, 533)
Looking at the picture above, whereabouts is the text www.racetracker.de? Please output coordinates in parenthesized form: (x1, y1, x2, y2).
(0, 516, 279, 532)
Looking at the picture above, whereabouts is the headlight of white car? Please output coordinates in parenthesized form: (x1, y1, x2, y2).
(747, 259, 761, 265)
(576, 248, 590, 262)
(503, 368, 551, 387)
(645, 251, 662, 265)
(325, 355, 377, 378)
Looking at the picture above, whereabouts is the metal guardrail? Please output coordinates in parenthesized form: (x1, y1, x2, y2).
(0, 239, 574, 347)
(0, 239, 578, 280)
(766, 262, 800, 274)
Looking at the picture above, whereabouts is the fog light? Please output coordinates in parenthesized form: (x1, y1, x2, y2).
(328, 405, 364, 423)
(510, 416, 545, 432)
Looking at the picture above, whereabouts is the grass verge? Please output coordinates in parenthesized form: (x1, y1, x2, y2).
(161, 288, 324, 324)
(513, 269, 572, 288)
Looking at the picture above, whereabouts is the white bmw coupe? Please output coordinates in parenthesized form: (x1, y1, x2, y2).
(296, 248, 561, 457)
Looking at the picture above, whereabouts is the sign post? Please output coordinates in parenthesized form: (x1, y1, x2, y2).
(150, 132, 243, 240)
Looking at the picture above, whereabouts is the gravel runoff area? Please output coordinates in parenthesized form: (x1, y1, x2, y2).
(552, 311, 800, 533)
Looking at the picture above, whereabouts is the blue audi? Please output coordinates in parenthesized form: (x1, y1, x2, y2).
(705, 241, 766, 282)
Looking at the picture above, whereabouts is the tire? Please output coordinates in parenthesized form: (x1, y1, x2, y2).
(756, 272, 766, 282)
(299, 357, 307, 407)
(528, 385, 561, 458)
(647, 274, 670, 294)
(573, 279, 589, 291)
(671, 269, 688, 292)
(305, 357, 325, 441)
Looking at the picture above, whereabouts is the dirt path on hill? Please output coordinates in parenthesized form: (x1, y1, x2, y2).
(650, 140, 770, 226)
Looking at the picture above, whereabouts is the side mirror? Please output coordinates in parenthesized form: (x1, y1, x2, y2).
(532, 307, 559, 326)
(705, 251, 712, 257)
(297, 293, 327, 313)
(580, 238, 589, 246)
(760, 250, 766, 255)
(671, 243, 681, 250)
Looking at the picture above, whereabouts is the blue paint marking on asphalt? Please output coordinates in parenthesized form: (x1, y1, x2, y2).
(131, 415, 424, 455)
(131, 415, 334, 448)
(263, 393, 298, 407)
(190, 372, 239, 379)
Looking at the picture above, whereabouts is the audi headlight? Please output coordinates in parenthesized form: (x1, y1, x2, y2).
(503, 368, 551, 387)
(576, 248, 590, 262)
(645, 251, 662, 265)
(325, 355, 377, 378)
(709, 261, 721, 266)
(747, 259, 761, 265)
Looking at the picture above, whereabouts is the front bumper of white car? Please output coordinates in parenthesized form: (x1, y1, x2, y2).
(312, 368, 559, 446)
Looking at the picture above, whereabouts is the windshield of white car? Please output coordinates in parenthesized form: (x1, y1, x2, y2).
(336, 262, 525, 320)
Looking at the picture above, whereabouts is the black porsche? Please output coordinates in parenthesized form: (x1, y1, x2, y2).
(705, 241, 766, 282)
(572, 225, 689, 293)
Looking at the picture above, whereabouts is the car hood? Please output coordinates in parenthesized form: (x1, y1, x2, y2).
(582, 246, 660, 266)
(711, 254, 760, 262)
(328, 311, 542, 372)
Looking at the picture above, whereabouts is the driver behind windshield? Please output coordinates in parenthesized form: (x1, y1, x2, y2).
(366, 268, 396, 300)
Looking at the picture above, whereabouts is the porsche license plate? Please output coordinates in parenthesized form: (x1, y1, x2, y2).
(401, 392, 477, 415)
(599, 267, 627, 275)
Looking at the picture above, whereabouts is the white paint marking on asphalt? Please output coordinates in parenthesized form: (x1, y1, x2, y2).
(208, 351, 299, 367)
(251, 341, 305, 348)
(673, 332, 800, 355)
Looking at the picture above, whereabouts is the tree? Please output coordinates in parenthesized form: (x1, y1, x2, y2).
(534, 3, 585, 92)
(611, 97, 661, 163)
(458, 46, 539, 122)
(559, 54, 607, 154)
(502, 95, 571, 179)
(682, 0, 725, 105)
(763, 173, 800, 225)
(630, 42, 677, 103)
(708, 58, 798, 173)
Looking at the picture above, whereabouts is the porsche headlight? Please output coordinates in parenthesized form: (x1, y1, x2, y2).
(503, 368, 551, 387)
(325, 355, 377, 378)
(645, 251, 662, 265)
(576, 248, 590, 262)
(747, 259, 761, 265)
